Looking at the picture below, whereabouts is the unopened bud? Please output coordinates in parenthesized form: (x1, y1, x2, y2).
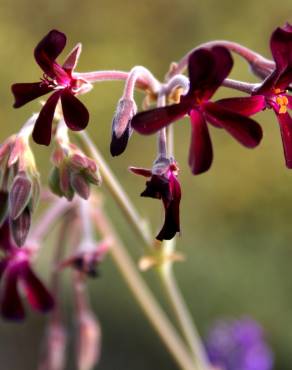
(71, 173, 90, 200)
(110, 98, 136, 157)
(11, 207, 31, 246)
(9, 173, 32, 220)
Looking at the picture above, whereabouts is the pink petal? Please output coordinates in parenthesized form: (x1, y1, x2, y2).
(270, 26, 292, 72)
(188, 109, 213, 175)
(61, 90, 89, 131)
(32, 91, 61, 146)
(215, 96, 266, 116)
(34, 29, 66, 77)
(287, 94, 292, 109)
(63, 43, 82, 72)
(204, 102, 263, 148)
(11, 82, 53, 108)
(276, 112, 292, 168)
(131, 102, 189, 135)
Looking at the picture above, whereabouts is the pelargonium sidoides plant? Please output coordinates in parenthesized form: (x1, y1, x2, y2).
(0, 24, 290, 370)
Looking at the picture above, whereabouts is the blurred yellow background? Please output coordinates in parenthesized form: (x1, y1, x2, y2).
(0, 0, 292, 369)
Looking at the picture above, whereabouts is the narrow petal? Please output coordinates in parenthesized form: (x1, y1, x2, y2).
(156, 173, 181, 241)
(128, 167, 152, 177)
(215, 96, 266, 116)
(0, 265, 24, 320)
(276, 112, 292, 168)
(21, 265, 54, 313)
(187, 47, 233, 100)
(32, 92, 61, 146)
(141, 175, 170, 200)
(34, 30, 66, 77)
(188, 109, 213, 175)
(204, 102, 263, 148)
(131, 102, 189, 135)
(61, 90, 89, 131)
(63, 43, 82, 72)
(11, 82, 53, 108)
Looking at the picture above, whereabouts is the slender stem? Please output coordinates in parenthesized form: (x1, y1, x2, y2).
(222, 78, 260, 94)
(73, 70, 160, 92)
(158, 241, 209, 370)
(157, 94, 168, 157)
(76, 132, 153, 248)
(92, 202, 196, 370)
(167, 40, 274, 79)
(28, 198, 75, 250)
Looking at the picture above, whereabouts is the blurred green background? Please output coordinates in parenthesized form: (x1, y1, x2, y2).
(0, 0, 292, 369)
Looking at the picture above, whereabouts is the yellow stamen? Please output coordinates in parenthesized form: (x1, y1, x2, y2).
(276, 95, 289, 114)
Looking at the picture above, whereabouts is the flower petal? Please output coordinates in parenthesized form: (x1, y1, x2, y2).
(110, 124, 132, 157)
(156, 173, 181, 241)
(276, 112, 292, 168)
(270, 25, 292, 72)
(188, 109, 213, 175)
(129, 167, 152, 177)
(0, 264, 24, 320)
(187, 47, 233, 100)
(32, 91, 61, 146)
(0, 220, 14, 251)
(63, 43, 82, 72)
(141, 175, 170, 200)
(204, 102, 263, 148)
(131, 102, 189, 135)
(21, 264, 54, 313)
(34, 30, 66, 77)
(287, 94, 292, 109)
(11, 82, 53, 108)
(215, 96, 266, 116)
(61, 90, 89, 131)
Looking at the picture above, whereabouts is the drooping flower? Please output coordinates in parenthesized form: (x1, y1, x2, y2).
(130, 157, 181, 241)
(12, 30, 91, 146)
(131, 47, 264, 174)
(252, 24, 292, 168)
(0, 221, 54, 320)
(205, 317, 274, 370)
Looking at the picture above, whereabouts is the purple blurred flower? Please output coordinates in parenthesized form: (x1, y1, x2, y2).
(205, 318, 274, 370)
(253, 24, 292, 168)
(12, 30, 91, 146)
(0, 221, 54, 320)
(132, 47, 264, 174)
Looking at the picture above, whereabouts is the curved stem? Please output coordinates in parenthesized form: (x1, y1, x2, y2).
(73, 70, 160, 92)
(92, 202, 196, 370)
(222, 78, 260, 94)
(77, 132, 153, 248)
(167, 40, 274, 79)
(157, 94, 168, 157)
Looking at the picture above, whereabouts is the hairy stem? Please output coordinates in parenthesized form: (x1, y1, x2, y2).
(167, 40, 274, 79)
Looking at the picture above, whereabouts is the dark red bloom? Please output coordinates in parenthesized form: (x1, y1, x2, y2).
(130, 158, 181, 241)
(0, 221, 54, 320)
(131, 47, 264, 174)
(253, 24, 292, 167)
(12, 30, 90, 146)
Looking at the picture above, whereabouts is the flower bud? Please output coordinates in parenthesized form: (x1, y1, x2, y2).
(71, 173, 90, 200)
(11, 207, 31, 246)
(110, 98, 136, 156)
(9, 172, 32, 220)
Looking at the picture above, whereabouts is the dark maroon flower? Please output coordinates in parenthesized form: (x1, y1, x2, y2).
(131, 47, 264, 174)
(12, 30, 90, 146)
(253, 24, 292, 168)
(0, 221, 54, 320)
(130, 158, 181, 241)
